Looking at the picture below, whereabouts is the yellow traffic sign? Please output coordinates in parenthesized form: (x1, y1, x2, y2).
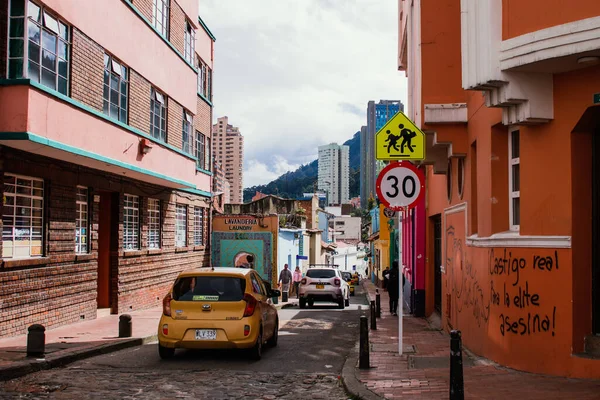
(375, 111, 425, 160)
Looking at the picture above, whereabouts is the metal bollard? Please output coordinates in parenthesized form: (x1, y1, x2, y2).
(375, 289, 381, 318)
(26, 324, 45, 357)
(449, 330, 464, 400)
(370, 300, 377, 330)
(119, 314, 132, 338)
(282, 291, 288, 303)
(359, 315, 370, 369)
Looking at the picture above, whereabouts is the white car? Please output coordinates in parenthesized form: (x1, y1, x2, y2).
(298, 268, 350, 309)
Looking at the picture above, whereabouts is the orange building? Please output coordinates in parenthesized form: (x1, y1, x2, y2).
(399, 0, 600, 378)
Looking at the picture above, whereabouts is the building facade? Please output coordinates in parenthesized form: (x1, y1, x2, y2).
(399, 0, 600, 378)
(317, 143, 349, 206)
(0, 0, 215, 338)
(212, 116, 243, 204)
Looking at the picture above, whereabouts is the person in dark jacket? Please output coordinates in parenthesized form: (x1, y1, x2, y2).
(388, 261, 400, 316)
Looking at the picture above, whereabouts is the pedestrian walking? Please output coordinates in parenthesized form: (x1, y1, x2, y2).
(388, 261, 400, 316)
(382, 267, 390, 290)
(292, 266, 302, 299)
(278, 264, 293, 297)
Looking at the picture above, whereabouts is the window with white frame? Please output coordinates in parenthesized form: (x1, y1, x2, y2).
(152, 0, 169, 38)
(194, 207, 204, 246)
(184, 20, 195, 64)
(195, 131, 211, 171)
(197, 58, 212, 101)
(182, 111, 192, 154)
(123, 194, 139, 250)
(175, 204, 187, 247)
(150, 88, 166, 142)
(2, 174, 44, 258)
(75, 186, 88, 254)
(148, 198, 160, 249)
(103, 54, 128, 123)
(8, 0, 70, 95)
(509, 129, 520, 230)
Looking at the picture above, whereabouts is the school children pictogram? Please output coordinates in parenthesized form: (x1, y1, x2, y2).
(376, 111, 425, 161)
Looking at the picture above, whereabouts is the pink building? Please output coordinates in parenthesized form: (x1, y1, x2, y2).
(212, 116, 244, 204)
(0, 0, 215, 337)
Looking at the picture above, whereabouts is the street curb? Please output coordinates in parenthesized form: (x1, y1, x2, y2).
(0, 334, 157, 382)
(341, 344, 384, 400)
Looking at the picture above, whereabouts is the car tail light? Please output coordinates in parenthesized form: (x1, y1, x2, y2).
(244, 324, 250, 336)
(334, 278, 341, 286)
(163, 293, 172, 317)
(243, 293, 257, 317)
(162, 324, 168, 335)
(301, 278, 307, 285)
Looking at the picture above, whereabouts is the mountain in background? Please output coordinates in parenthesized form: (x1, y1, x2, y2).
(243, 132, 361, 203)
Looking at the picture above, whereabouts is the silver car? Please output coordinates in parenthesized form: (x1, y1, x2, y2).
(298, 268, 350, 309)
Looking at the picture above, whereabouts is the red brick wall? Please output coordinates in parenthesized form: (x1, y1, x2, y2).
(195, 96, 212, 136)
(71, 28, 104, 111)
(0, 148, 209, 338)
(129, 70, 152, 134)
(0, 1, 7, 78)
(167, 98, 183, 149)
(170, 0, 186, 56)
(135, 0, 154, 23)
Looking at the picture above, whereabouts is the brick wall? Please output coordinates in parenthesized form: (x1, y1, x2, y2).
(129, 70, 152, 134)
(0, 1, 7, 78)
(0, 148, 210, 338)
(170, 0, 186, 57)
(195, 96, 212, 136)
(71, 28, 104, 111)
(167, 98, 183, 149)
(135, 0, 154, 23)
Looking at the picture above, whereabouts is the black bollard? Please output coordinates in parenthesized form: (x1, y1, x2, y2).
(449, 330, 464, 400)
(375, 289, 381, 318)
(370, 300, 377, 330)
(26, 324, 45, 357)
(119, 314, 132, 338)
(282, 290, 288, 303)
(359, 315, 370, 369)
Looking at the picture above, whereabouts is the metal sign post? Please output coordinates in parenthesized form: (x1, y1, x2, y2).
(398, 208, 403, 355)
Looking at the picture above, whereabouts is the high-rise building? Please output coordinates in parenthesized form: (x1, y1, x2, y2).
(212, 116, 244, 204)
(0, 0, 215, 337)
(318, 143, 349, 206)
(361, 100, 404, 208)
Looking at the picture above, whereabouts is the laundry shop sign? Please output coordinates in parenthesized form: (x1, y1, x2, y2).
(224, 218, 258, 231)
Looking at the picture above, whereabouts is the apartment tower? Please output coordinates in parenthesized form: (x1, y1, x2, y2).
(212, 116, 243, 204)
(318, 143, 349, 206)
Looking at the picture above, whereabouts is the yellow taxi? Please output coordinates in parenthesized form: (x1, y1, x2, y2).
(158, 267, 281, 360)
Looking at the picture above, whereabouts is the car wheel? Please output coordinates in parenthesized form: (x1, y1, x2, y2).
(158, 343, 175, 360)
(267, 319, 278, 347)
(249, 329, 263, 360)
(338, 298, 345, 309)
(299, 298, 306, 309)
(345, 298, 350, 307)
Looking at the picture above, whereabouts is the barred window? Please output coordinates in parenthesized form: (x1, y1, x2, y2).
(75, 186, 88, 254)
(194, 207, 204, 246)
(175, 204, 187, 247)
(2, 174, 44, 258)
(103, 54, 128, 123)
(182, 111, 192, 154)
(195, 131, 211, 171)
(509, 129, 520, 231)
(184, 20, 195, 64)
(197, 58, 212, 101)
(152, 0, 169, 38)
(123, 194, 139, 250)
(150, 88, 166, 142)
(148, 198, 160, 249)
(8, 0, 70, 95)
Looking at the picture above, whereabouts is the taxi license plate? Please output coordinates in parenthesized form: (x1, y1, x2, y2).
(316, 284, 324, 289)
(195, 329, 217, 340)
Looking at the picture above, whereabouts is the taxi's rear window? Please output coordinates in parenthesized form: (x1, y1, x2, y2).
(306, 269, 336, 279)
(172, 276, 246, 301)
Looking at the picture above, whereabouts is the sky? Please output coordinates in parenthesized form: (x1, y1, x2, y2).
(199, 0, 408, 188)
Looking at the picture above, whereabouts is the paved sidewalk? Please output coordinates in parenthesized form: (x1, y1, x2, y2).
(345, 280, 600, 399)
(0, 298, 297, 382)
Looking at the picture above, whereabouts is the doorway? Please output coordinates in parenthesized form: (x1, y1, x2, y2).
(433, 215, 442, 313)
(593, 131, 600, 334)
(97, 192, 117, 314)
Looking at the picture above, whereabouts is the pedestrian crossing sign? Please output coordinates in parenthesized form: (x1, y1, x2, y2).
(375, 111, 426, 160)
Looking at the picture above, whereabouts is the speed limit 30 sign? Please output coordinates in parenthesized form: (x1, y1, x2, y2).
(376, 161, 425, 211)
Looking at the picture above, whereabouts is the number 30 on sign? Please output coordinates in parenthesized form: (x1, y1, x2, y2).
(375, 161, 425, 211)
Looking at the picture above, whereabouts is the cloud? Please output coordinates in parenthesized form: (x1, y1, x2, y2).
(199, 0, 407, 187)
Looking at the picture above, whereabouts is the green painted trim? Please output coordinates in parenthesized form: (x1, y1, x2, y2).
(196, 166, 213, 176)
(0, 131, 197, 189)
(198, 16, 216, 42)
(0, 78, 199, 162)
(180, 187, 212, 197)
(197, 92, 213, 107)
(122, 0, 198, 73)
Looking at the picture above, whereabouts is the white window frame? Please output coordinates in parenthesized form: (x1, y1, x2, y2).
(148, 198, 160, 249)
(75, 186, 88, 254)
(103, 53, 128, 123)
(184, 20, 195, 64)
(2, 173, 44, 259)
(123, 194, 140, 250)
(194, 206, 204, 246)
(152, 0, 169, 38)
(182, 111, 192, 154)
(150, 88, 167, 142)
(509, 128, 520, 231)
(175, 204, 187, 247)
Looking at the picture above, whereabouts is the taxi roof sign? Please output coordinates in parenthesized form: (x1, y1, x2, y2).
(375, 111, 426, 160)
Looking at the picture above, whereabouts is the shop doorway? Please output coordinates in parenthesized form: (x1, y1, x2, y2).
(97, 192, 118, 314)
(433, 215, 442, 313)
